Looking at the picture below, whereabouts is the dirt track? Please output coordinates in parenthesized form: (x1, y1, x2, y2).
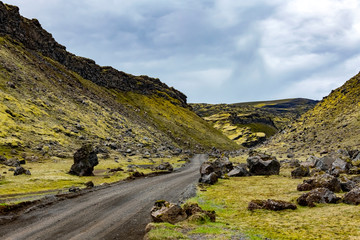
(0, 154, 206, 240)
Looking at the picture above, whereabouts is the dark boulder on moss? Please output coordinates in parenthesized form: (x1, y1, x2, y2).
(228, 164, 250, 177)
(69, 144, 98, 176)
(199, 172, 218, 185)
(150, 200, 187, 224)
(13, 166, 31, 176)
(183, 202, 216, 223)
(343, 187, 360, 205)
(248, 199, 297, 211)
(155, 162, 173, 172)
(297, 173, 341, 192)
(291, 166, 310, 179)
(247, 154, 280, 175)
(297, 188, 340, 207)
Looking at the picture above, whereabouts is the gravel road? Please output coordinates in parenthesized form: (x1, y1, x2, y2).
(0, 154, 206, 240)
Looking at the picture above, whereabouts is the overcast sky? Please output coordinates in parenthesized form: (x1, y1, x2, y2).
(6, 0, 360, 103)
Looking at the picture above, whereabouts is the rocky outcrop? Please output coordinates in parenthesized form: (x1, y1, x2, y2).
(297, 188, 340, 207)
(69, 144, 98, 176)
(0, 2, 187, 107)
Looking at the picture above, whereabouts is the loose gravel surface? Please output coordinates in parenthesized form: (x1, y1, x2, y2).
(0, 154, 206, 240)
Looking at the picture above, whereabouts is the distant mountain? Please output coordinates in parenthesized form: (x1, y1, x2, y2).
(264, 73, 360, 156)
(0, 1, 237, 159)
(191, 98, 318, 147)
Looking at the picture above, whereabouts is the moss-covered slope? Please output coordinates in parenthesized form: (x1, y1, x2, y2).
(191, 98, 318, 147)
(264, 72, 360, 156)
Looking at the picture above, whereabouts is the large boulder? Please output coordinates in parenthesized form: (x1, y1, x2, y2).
(280, 159, 300, 168)
(291, 166, 310, 179)
(13, 166, 31, 176)
(247, 155, 280, 175)
(199, 157, 234, 184)
(330, 158, 352, 176)
(199, 162, 214, 176)
(199, 172, 218, 185)
(155, 162, 173, 172)
(314, 156, 337, 171)
(339, 176, 357, 192)
(69, 144, 98, 176)
(183, 203, 216, 223)
(228, 164, 250, 177)
(297, 173, 341, 192)
(248, 199, 297, 211)
(297, 188, 340, 207)
(150, 200, 187, 224)
(343, 187, 360, 205)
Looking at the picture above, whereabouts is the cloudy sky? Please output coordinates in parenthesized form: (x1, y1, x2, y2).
(6, 0, 360, 103)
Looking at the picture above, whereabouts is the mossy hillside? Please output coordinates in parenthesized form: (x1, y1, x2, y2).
(263, 73, 360, 157)
(149, 167, 360, 240)
(191, 98, 317, 147)
(114, 92, 239, 150)
(0, 35, 236, 154)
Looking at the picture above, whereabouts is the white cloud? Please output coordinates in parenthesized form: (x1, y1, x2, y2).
(5, 0, 360, 103)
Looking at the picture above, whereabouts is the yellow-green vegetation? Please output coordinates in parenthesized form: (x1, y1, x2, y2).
(114, 92, 238, 150)
(0, 154, 186, 202)
(191, 98, 317, 147)
(264, 73, 360, 156)
(150, 169, 360, 240)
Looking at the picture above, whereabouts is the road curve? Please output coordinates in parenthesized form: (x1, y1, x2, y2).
(0, 154, 206, 240)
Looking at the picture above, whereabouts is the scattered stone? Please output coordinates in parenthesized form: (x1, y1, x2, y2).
(155, 162, 173, 172)
(297, 188, 340, 207)
(287, 153, 295, 159)
(330, 158, 351, 175)
(4, 158, 20, 167)
(314, 156, 336, 171)
(108, 167, 124, 173)
(291, 166, 310, 179)
(69, 144, 98, 176)
(343, 187, 360, 205)
(297, 173, 341, 192)
(183, 202, 216, 223)
(248, 199, 297, 211)
(280, 159, 300, 168)
(69, 186, 80, 192)
(13, 166, 30, 176)
(339, 176, 357, 192)
(199, 172, 218, 185)
(227, 164, 250, 177)
(150, 200, 187, 224)
(85, 181, 94, 188)
(247, 155, 280, 175)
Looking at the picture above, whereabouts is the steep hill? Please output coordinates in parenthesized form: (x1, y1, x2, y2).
(191, 98, 318, 147)
(0, 2, 238, 160)
(262, 73, 360, 157)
